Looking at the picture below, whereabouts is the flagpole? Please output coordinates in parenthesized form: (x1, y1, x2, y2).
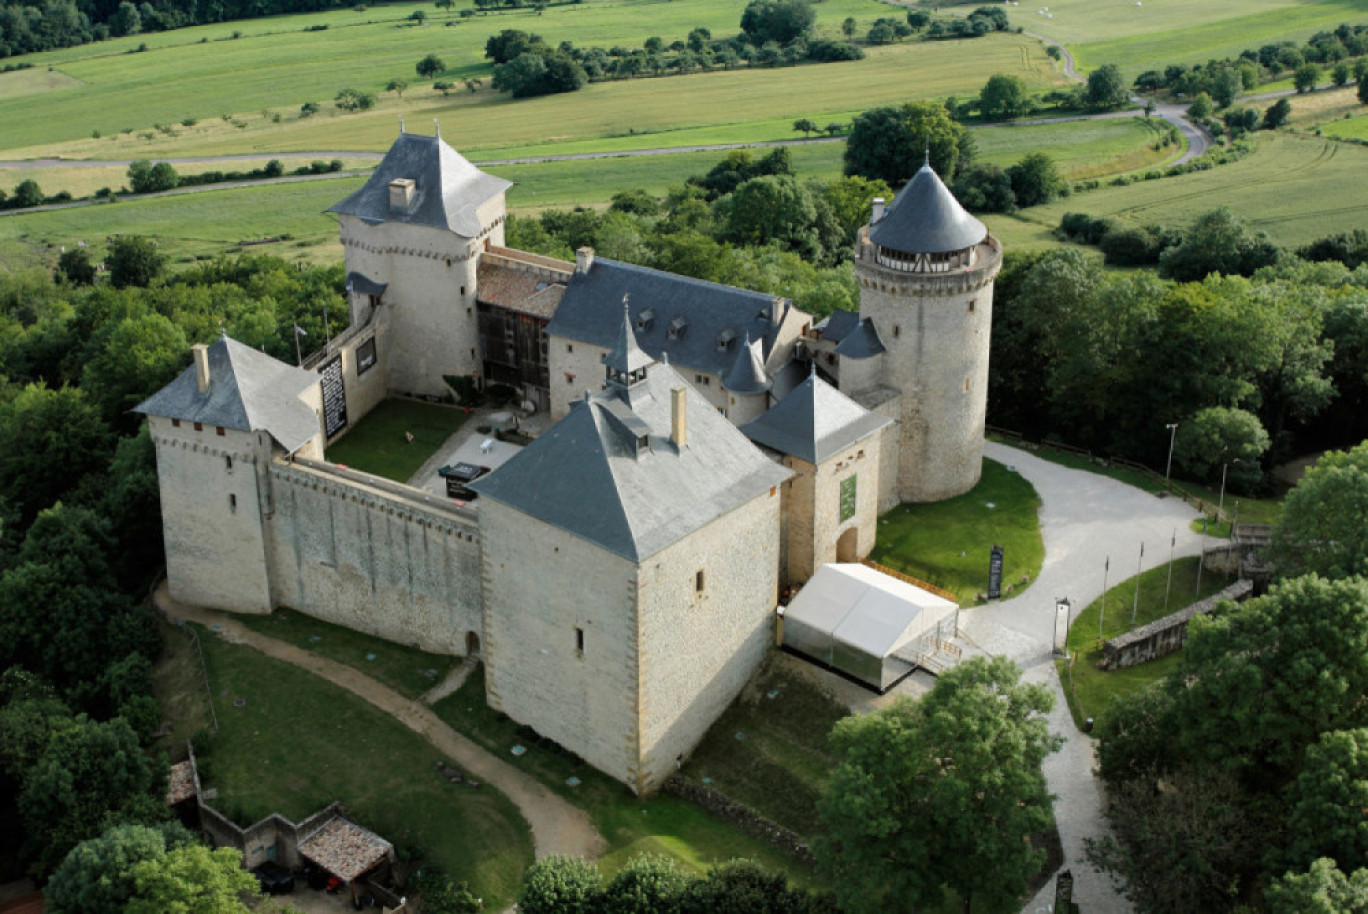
(1164, 528, 1176, 612)
(1131, 542, 1144, 627)
(1195, 518, 1207, 596)
(1100, 556, 1109, 642)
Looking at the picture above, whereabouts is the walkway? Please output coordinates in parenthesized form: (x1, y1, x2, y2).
(964, 442, 1208, 913)
(152, 582, 605, 863)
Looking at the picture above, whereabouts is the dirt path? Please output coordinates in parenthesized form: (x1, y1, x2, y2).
(153, 583, 605, 862)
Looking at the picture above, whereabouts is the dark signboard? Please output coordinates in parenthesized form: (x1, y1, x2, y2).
(988, 545, 1004, 600)
(319, 356, 347, 438)
(356, 336, 377, 376)
(839, 474, 858, 523)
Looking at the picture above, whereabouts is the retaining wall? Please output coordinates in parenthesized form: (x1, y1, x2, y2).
(1101, 579, 1252, 670)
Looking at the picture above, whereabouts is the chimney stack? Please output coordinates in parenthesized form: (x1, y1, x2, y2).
(871, 197, 886, 224)
(671, 387, 687, 448)
(389, 178, 416, 210)
(575, 246, 595, 275)
(192, 343, 210, 393)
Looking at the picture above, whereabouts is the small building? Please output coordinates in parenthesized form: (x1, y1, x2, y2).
(781, 563, 958, 692)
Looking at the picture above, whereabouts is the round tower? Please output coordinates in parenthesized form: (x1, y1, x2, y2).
(850, 159, 1002, 503)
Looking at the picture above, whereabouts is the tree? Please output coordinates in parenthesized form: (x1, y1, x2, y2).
(1270, 442, 1368, 580)
(1085, 63, 1130, 109)
(1187, 91, 1213, 120)
(17, 715, 168, 877)
(739, 0, 815, 45)
(333, 87, 375, 112)
(841, 16, 855, 38)
(433, 80, 454, 96)
(0, 386, 111, 527)
(434, 0, 453, 10)
(47, 823, 195, 914)
(979, 73, 1032, 120)
(1006, 152, 1062, 207)
(816, 656, 1060, 914)
(1263, 97, 1292, 129)
(906, 9, 930, 30)
(125, 844, 262, 913)
(680, 859, 822, 913)
(127, 159, 179, 195)
(107, 234, 165, 288)
(1268, 859, 1368, 914)
(82, 313, 188, 429)
(56, 248, 96, 285)
(792, 118, 818, 137)
(717, 175, 823, 261)
(1171, 406, 1269, 488)
(821, 174, 892, 244)
(408, 9, 425, 22)
(1283, 729, 1368, 874)
(12, 179, 43, 208)
(1209, 65, 1242, 108)
(1360, 73, 1368, 106)
(601, 854, 691, 914)
(951, 163, 1016, 213)
(1332, 61, 1352, 87)
(1158, 207, 1281, 281)
(299, 100, 319, 117)
(386, 78, 409, 96)
(485, 29, 541, 64)
(110, 0, 140, 35)
(1294, 62, 1321, 92)
(517, 855, 602, 914)
(843, 101, 971, 185)
(416, 53, 446, 77)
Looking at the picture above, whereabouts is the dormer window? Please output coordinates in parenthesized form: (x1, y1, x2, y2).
(388, 177, 416, 210)
(716, 328, 737, 352)
(637, 308, 655, 332)
(667, 316, 688, 340)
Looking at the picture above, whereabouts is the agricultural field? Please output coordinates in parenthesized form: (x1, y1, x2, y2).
(988, 132, 1368, 251)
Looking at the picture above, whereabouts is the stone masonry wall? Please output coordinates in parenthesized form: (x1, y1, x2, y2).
(636, 491, 781, 793)
(1102, 580, 1252, 670)
(265, 460, 483, 655)
(479, 500, 640, 787)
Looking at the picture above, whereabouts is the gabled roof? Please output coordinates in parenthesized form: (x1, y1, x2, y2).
(298, 816, 392, 882)
(327, 131, 510, 236)
(786, 563, 958, 657)
(134, 336, 321, 453)
(470, 364, 791, 561)
(869, 161, 987, 255)
(476, 260, 566, 319)
(834, 317, 885, 360)
(814, 309, 860, 343)
(546, 258, 788, 377)
(345, 272, 387, 297)
(740, 370, 890, 464)
(721, 333, 771, 395)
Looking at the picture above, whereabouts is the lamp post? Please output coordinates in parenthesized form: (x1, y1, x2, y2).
(1164, 422, 1179, 488)
(1218, 457, 1241, 526)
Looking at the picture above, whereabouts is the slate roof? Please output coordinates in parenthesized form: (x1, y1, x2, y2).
(470, 361, 791, 561)
(834, 318, 886, 359)
(476, 260, 565, 319)
(327, 131, 510, 236)
(345, 272, 387, 297)
(134, 336, 321, 454)
(814, 309, 860, 343)
(740, 371, 891, 465)
(604, 302, 654, 375)
(546, 258, 788, 377)
(869, 162, 987, 255)
(721, 334, 771, 395)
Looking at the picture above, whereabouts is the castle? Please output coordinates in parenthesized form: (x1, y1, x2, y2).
(137, 130, 1002, 793)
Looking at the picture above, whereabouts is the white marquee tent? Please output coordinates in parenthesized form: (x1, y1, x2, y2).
(782, 563, 959, 691)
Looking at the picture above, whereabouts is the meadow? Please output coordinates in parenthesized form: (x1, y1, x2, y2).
(988, 132, 1368, 251)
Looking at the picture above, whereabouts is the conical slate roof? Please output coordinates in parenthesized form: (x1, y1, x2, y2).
(134, 336, 321, 453)
(740, 370, 891, 464)
(722, 333, 771, 395)
(328, 131, 510, 236)
(869, 161, 987, 255)
(603, 300, 654, 377)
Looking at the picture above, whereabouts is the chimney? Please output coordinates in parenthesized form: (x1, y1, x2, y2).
(771, 296, 784, 325)
(389, 178, 416, 210)
(192, 343, 210, 393)
(575, 246, 595, 275)
(671, 387, 687, 448)
(871, 197, 886, 224)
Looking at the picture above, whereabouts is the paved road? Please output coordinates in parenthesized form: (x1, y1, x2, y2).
(152, 582, 607, 864)
(963, 442, 1208, 913)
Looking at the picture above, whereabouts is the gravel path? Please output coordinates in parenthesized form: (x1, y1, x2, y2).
(963, 442, 1208, 913)
(153, 582, 606, 863)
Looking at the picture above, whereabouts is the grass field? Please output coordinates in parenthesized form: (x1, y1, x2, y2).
(313, 398, 466, 482)
(1056, 556, 1235, 731)
(0, 0, 1062, 158)
(236, 607, 460, 699)
(431, 665, 818, 885)
(0, 158, 374, 201)
(868, 459, 1044, 604)
(190, 625, 534, 907)
(681, 658, 847, 838)
(989, 132, 1368, 251)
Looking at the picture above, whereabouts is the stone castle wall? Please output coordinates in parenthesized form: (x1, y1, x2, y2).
(265, 459, 483, 655)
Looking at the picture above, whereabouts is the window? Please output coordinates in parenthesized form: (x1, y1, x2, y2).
(968, 299, 977, 313)
(839, 475, 857, 523)
(460, 285, 466, 295)
(965, 377, 971, 392)
(193, 422, 203, 432)
(893, 325, 901, 338)
(228, 493, 237, 513)
(172, 419, 181, 428)
(567, 343, 574, 353)
(695, 569, 705, 593)
(574, 627, 585, 655)
(225, 456, 233, 471)
(216, 426, 225, 436)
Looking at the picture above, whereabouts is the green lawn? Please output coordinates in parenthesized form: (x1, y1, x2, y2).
(869, 458, 1045, 605)
(235, 607, 460, 699)
(681, 658, 848, 838)
(1056, 556, 1237, 731)
(430, 665, 819, 885)
(988, 132, 1368, 252)
(323, 397, 467, 483)
(150, 620, 215, 762)
(190, 625, 534, 908)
